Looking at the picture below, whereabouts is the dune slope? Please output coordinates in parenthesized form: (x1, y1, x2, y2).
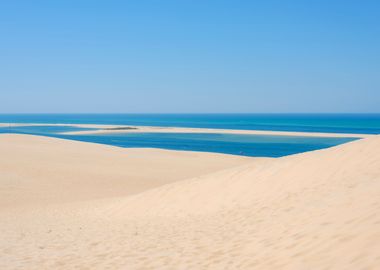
(0, 134, 379, 269)
(0, 134, 251, 208)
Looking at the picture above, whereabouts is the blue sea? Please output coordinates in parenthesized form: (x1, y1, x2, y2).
(1, 113, 380, 134)
(1, 114, 379, 157)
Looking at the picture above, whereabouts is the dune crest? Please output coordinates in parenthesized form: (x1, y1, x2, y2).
(0, 134, 251, 208)
(1, 134, 379, 269)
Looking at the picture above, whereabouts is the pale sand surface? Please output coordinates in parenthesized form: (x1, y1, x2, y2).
(65, 125, 371, 138)
(1, 134, 380, 269)
(0, 134, 251, 208)
(0, 122, 372, 137)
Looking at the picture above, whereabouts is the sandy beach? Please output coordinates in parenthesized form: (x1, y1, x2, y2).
(0, 123, 373, 138)
(1, 133, 379, 269)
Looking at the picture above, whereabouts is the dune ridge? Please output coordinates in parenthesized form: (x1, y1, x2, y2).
(0, 134, 251, 208)
(0, 134, 379, 269)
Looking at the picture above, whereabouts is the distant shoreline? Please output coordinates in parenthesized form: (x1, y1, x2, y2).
(0, 123, 373, 138)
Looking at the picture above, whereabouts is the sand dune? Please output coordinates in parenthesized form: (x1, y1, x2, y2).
(0, 134, 251, 208)
(0, 134, 379, 269)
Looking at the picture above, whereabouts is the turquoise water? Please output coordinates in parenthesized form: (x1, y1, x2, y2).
(65, 133, 356, 157)
(0, 114, 379, 134)
(0, 125, 95, 134)
(0, 124, 358, 157)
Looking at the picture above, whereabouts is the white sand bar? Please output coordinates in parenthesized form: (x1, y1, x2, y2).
(0, 122, 374, 138)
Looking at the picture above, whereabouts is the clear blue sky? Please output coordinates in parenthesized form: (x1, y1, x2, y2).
(1, 0, 379, 113)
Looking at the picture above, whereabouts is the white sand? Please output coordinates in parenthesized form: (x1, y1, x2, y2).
(0, 134, 251, 208)
(66, 125, 371, 138)
(0, 122, 372, 137)
(0, 134, 379, 269)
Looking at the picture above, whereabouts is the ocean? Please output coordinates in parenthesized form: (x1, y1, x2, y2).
(0, 114, 380, 133)
(0, 114, 379, 157)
